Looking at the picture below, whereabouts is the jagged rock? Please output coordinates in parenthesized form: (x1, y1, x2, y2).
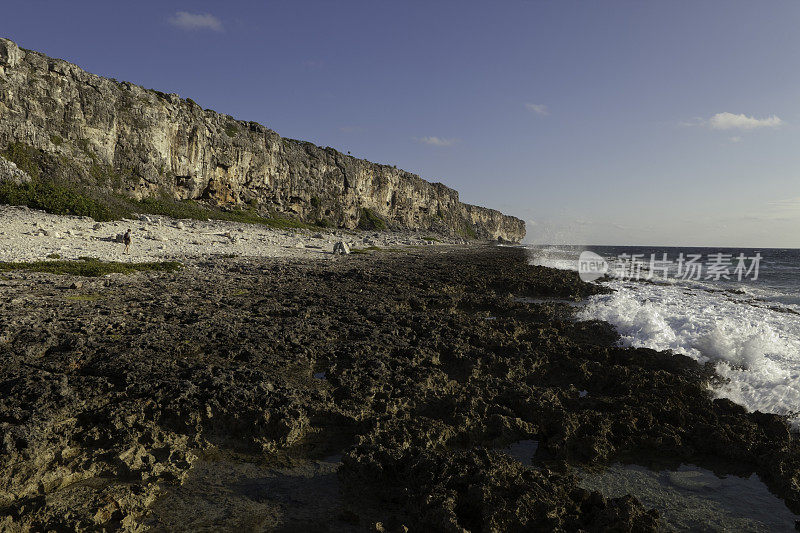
(333, 241, 350, 255)
(0, 38, 22, 70)
(3, 247, 795, 530)
(0, 39, 524, 242)
(175, 222, 186, 230)
(0, 156, 31, 185)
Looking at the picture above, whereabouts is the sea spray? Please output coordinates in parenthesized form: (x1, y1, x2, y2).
(526, 245, 800, 428)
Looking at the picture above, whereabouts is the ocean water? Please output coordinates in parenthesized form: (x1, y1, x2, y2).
(496, 438, 800, 530)
(527, 245, 800, 429)
(578, 462, 799, 532)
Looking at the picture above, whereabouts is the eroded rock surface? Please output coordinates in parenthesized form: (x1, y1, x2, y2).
(0, 38, 524, 242)
(0, 246, 797, 531)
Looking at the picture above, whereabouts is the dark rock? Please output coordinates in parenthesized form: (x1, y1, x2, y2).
(0, 246, 797, 530)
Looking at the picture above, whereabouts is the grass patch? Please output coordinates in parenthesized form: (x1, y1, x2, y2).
(357, 208, 387, 231)
(422, 236, 440, 242)
(225, 124, 238, 138)
(350, 246, 382, 254)
(0, 258, 182, 277)
(46, 253, 62, 259)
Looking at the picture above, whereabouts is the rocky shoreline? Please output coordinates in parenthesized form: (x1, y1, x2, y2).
(0, 245, 798, 531)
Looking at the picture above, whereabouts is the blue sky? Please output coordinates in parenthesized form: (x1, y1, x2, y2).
(3, 1, 799, 247)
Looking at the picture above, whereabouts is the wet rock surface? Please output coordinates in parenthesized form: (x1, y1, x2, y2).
(0, 246, 797, 531)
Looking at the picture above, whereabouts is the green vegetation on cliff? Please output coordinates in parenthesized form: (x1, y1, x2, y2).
(2, 141, 42, 179)
(0, 143, 319, 229)
(357, 208, 387, 230)
(0, 176, 117, 221)
(0, 176, 320, 229)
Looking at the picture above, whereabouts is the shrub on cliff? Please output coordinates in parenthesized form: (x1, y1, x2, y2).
(2, 141, 43, 179)
(357, 208, 387, 231)
(0, 179, 119, 221)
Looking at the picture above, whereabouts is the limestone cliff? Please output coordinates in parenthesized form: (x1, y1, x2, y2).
(0, 38, 525, 241)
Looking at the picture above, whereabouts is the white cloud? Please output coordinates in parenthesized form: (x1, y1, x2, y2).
(168, 11, 223, 32)
(708, 112, 782, 130)
(729, 136, 743, 143)
(414, 136, 459, 147)
(524, 103, 549, 116)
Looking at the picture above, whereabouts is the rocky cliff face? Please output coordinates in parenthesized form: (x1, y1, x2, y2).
(0, 38, 525, 242)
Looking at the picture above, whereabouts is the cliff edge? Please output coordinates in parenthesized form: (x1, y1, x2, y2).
(0, 38, 525, 242)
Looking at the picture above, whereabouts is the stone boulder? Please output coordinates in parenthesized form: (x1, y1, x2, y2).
(333, 241, 350, 255)
(0, 157, 31, 186)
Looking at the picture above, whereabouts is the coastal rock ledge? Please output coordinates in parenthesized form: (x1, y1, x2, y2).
(0, 38, 525, 242)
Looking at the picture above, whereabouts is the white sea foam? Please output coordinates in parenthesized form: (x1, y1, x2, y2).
(527, 246, 581, 271)
(525, 246, 800, 427)
(577, 281, 800, 428)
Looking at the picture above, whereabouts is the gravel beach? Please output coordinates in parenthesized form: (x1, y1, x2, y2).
(0, 205, 461, 264)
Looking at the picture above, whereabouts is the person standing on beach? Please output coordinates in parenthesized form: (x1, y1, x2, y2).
(123, 229, 131, 254)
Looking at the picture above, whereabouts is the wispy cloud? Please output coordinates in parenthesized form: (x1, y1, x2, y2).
(729, 136, 743, 143)
(678, 117, 704, 127)
(767, 197, 800, 212)
(524, 103, 549, 116)
(708, 112, 783, 130)
(738, 196, 800, 223)
(414, 136, 459, 147)
(168, 11, 223, 32)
